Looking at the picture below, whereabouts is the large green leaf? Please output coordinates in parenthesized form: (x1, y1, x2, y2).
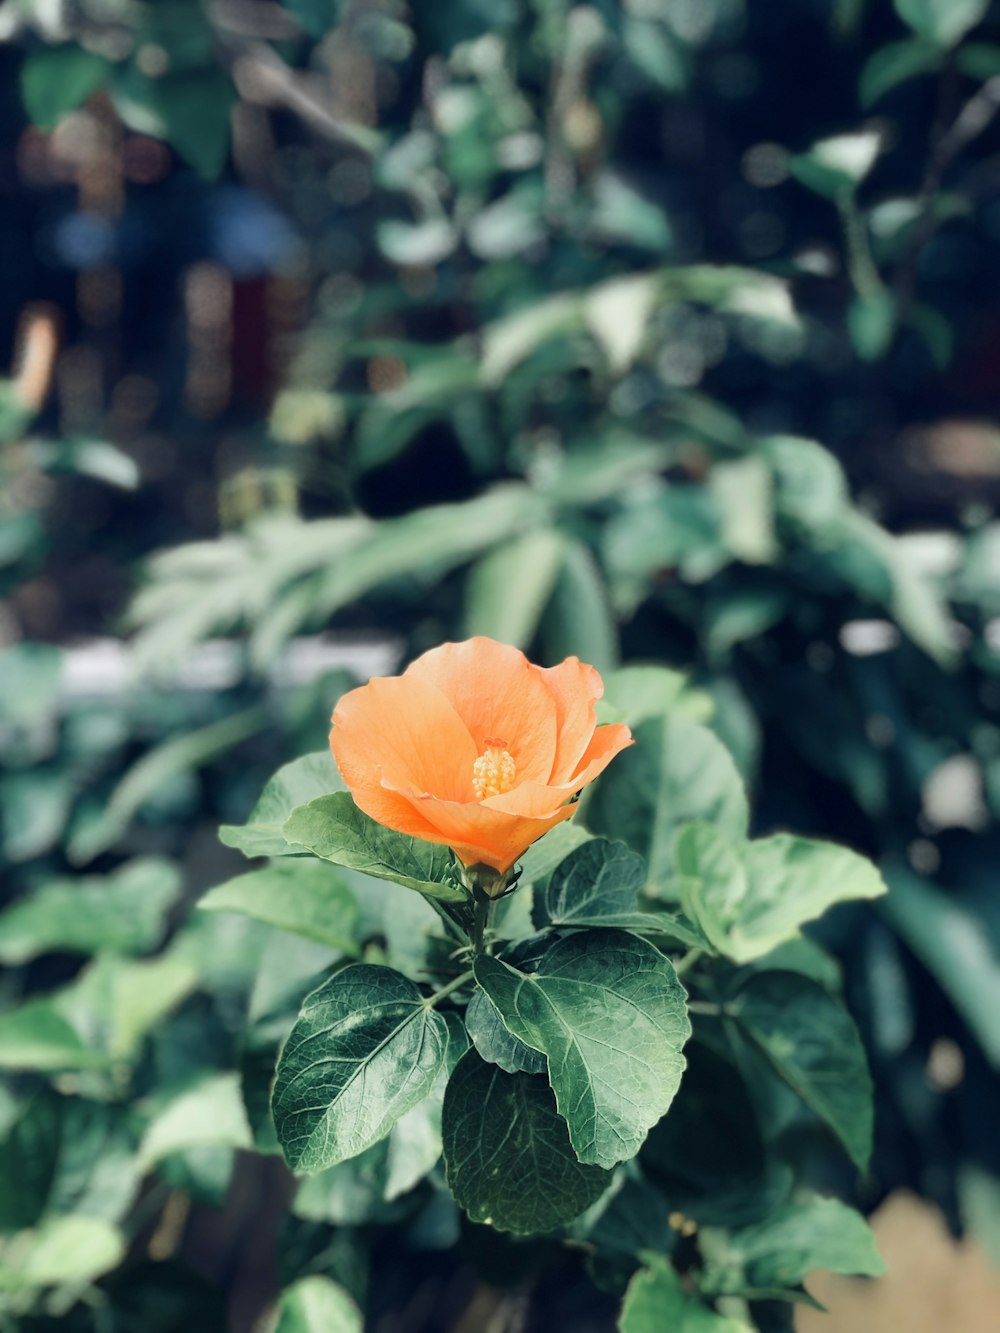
(895, 0, 987, 47)
(271, 964, 450, 1173)
(677, 825, 886, 963)
(710, 1196, 885, 1294)
(0, 858, 181, 964)
(220, 751, 344, 858)
(476, 930, 691, 1168)
(730, 972, 874, 1170)
(272, 1276, 363, 1333)
(540, 540, 620, 677)
(584, 716, 748, 898)
(282, 793, 467, 903)
(198, 860, 360, 953)
(442, 1049, 611, 1234)
(619, 1256, 752, 1332)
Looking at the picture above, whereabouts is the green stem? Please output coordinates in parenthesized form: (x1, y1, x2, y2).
(687, 1000, 727, 1016)
(424, 969, 475, 1008)
(471, 893, 491, 956)
(674, 948, 703, 977)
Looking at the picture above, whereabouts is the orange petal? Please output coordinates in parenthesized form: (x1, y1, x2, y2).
(404, 638, 558, 784)
(331, 674, 478, 801)
(484, 722, 633, 817)
(413, 792, 579, 871)
(537, 655, 605, 782)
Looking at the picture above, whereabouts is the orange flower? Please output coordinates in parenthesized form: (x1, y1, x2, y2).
(330, 637, 632, 876)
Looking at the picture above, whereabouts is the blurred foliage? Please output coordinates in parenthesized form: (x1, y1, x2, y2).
(2, 0, 1000, 1327)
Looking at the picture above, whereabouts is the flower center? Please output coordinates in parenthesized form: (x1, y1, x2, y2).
(472, 738, 516, 800)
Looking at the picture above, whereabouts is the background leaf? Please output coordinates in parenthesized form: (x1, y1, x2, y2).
(442, 1049, 611, 1234)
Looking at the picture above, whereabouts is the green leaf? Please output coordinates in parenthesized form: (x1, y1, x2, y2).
(21, 46, 112, 128)
(138, 1073, 254, 1170)
(465, 988, 546, 1075)
(198, 860, 360, 953)
(465, 528, 566, 648)
(0, 858, 181, 964)
(0, 642, 61, 727)
(271, 964, 450, 1173)
(848, 289, 897, 361)
(272, 1276, 363, 1333)
(442, 1049, 612, 1234)
(476, 930, 691, 1168)
(880, 865, 1000, 1067)
(0, 1215, 125, 1291)
(220, 751, 344, 858)
(0, 999, 106, 1072)
(282, 793, 467, 903)
(956, 41, 1000, 79)
(789, 129, 882, 199)
(517, 821, 595, 889)
(619, 1256, 752, 1332)
(585, 717, 748, 898)
(62, 949, 200, 1061)
(677, 826, 886, 964)
(894, 0, 987, 48)
(599, 665, 713, 729)
(730, 971, 874, 1170)
(537, 838, 689, 938)
(859, 38, 941, 106)
(717, 1197, 885, 1291)
(113, 67, 235, 178)
(763, 435, 849, 535)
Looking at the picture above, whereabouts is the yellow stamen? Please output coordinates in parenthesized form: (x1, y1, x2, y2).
(472, 739, 516, 800)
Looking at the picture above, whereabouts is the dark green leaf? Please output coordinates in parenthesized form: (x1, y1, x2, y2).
(476, 930, 691, 1168)
(198, 860, 360, 952)
(465, 988, 546, 1075)
(730, 972, 874, 1170)
(283, 793, 467, 903)
(220, 751, 344, 858)
(272, 964, 450, 1173)
(537, 838, 688, 940)
(113, 68, 235, 179)
(21, 47, 112, 128)
(442, 1049, 612, 1234)
(859, 38, 941, 105)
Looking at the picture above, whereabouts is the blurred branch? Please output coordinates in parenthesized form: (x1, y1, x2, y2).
(229, 41, 382, 155)
(895, 74, 1000, 314)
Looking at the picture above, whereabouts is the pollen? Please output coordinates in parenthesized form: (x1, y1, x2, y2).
(472, 739, 516, 800)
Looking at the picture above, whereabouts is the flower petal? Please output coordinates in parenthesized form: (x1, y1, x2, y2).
(412, 793, 579, 870)
(537, 655, 606, 782)
(405, 637, 558, 784)
(331, 674, 478, 801)
(483, 722, 633, 817)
